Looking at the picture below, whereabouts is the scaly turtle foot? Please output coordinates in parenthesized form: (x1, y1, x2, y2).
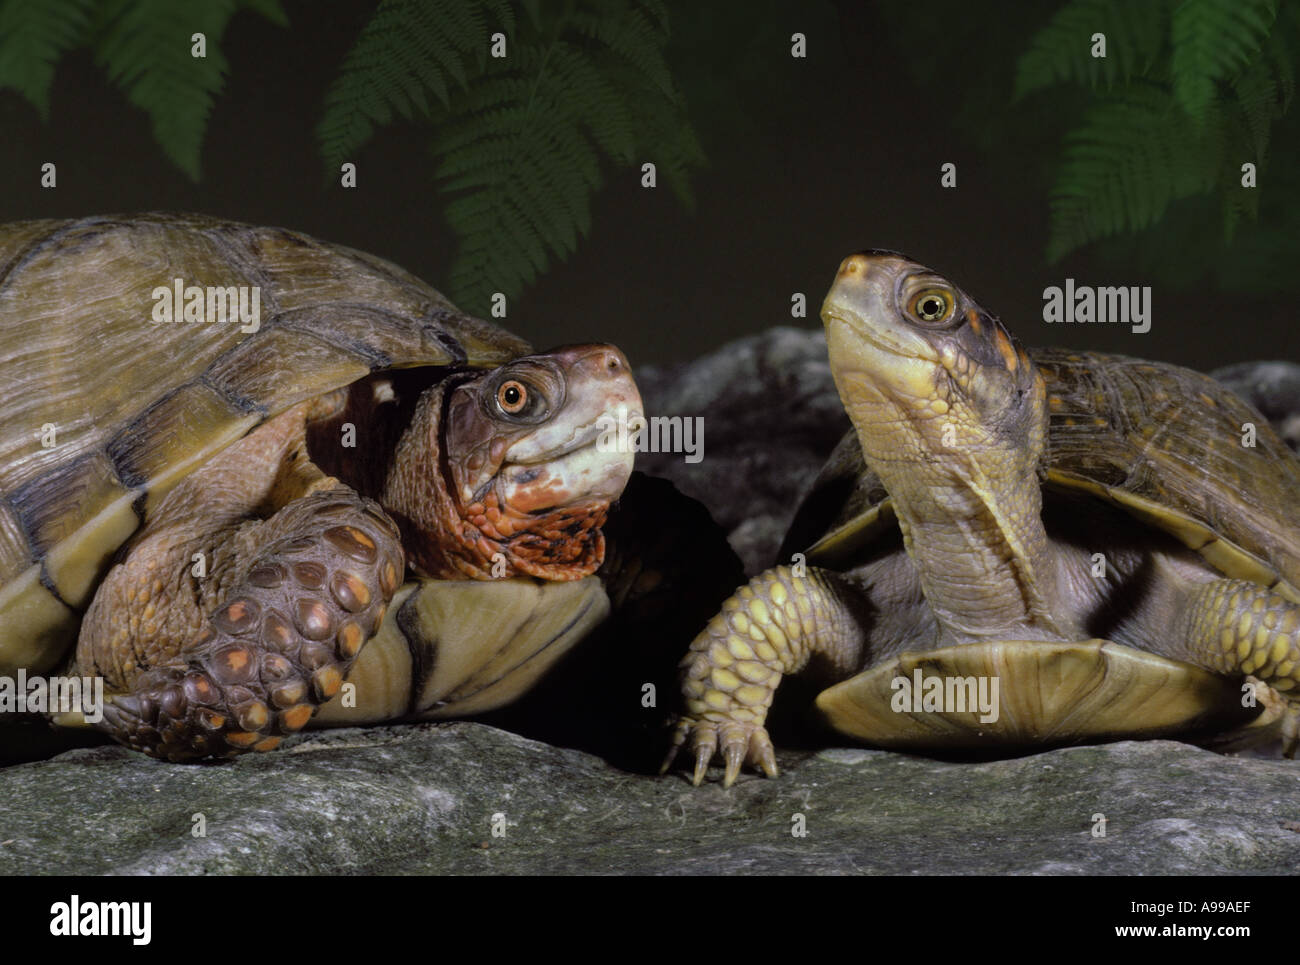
(98, 491, 403, 761)
(661, 716, 779, 787)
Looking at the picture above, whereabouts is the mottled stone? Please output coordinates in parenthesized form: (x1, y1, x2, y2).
(637, 327, 847, 574)
(0, 724, 1297, 874)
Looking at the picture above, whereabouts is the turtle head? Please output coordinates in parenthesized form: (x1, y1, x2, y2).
(821, 251, 1046, 472)
(443, 344, 639, 515)
(385, 344, 642, 581)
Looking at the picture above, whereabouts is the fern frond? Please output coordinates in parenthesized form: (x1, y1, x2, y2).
(548, 46, 636, 163)
(571, 0, 674, 96)
(1229, 25, 1290, 158)
(1046, 84, 1222, 260)
(1171, 0, 1276, 120)
(1218, 101, 1263, 240)
(1015, 0, 1170, 99)
(92, 0, 286, 180)
(641, 0, 670, 35)
(622, 65, 704, 207)
(1266, 0, 1300, 109)
(436, 41, 598, 305)
(0, 0, 95, 118)
(317, 0, 514, 175)
(434, 1, 701, 311)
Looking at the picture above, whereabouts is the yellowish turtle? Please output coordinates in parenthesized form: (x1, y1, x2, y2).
(665, 251, 1300, 786)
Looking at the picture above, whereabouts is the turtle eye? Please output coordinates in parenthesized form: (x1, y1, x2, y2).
(910, 290, 953, 323)
(497, 380, 529, 414)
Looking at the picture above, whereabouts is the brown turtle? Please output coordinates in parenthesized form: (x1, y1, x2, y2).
(0, 213, 715, 762)
(664, 251, 1300, 786)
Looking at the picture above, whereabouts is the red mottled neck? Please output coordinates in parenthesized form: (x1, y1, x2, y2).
(380, 379, 609, 581)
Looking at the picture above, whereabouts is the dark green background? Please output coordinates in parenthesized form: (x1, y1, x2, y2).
(2, 0, 1294, 371)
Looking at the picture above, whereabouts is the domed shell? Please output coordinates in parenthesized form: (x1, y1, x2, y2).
(0, 213, 529, 673)
(784, 348, 1300, 604)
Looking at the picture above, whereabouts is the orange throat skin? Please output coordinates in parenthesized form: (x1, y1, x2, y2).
(413, 477, 610, 581)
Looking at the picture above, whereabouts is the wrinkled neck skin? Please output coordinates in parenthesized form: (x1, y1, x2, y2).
(380, 377, 608, 581)
(839, 374, 1063, 643)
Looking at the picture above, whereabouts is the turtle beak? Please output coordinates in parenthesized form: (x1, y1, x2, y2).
(500, 344, 641, 511)
(822, 253, 939, 413)
(822, 253, 932, 357)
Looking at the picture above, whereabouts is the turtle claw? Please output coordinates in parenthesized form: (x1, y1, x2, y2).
(658, 717, 694, 776)
(754, 737, 779, 779)
(693, 737, 715, 787)
(682, 719, 717, 785)
(659, 724, 685, 776)
(662, 715, 778, 787)
(719, 722, 749, 787)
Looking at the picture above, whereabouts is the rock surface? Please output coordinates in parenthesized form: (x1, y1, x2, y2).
(636, 327, 847, 575)
(1, 722, 1297, 875)
(3, 329, 1299, 876)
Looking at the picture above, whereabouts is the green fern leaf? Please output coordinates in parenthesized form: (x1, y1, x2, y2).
(435, 2, 701, 311)
(640, 0, 670, 35)
(1015, 0, 1170, 100)
(572, 0, 674, 97)
(1217, 102, 1263, 240)
(0, 0, 95, 119)
(91, 0, 284, 180)
(317, 0, 514, 175)
(627, 68, 704, 207)
(1046, 84, 1222, 260)
(1265, 0, 1300, 109)
(1229, 25, 1290, 158)
(548, 45, 636, 163)
(93, 0, 235, 181)
(437, 42, 597, 305)
(1092, 188, 1298, 293)
(1171, 0, 1276, 120)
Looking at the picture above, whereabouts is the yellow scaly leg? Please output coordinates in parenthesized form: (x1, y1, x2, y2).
(1183, 578, 1300, 756)
(661, 565, 865, 786)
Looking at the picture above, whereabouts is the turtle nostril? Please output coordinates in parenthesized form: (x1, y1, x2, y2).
(839, 255, 866, 277)
(595, 347, 626, 375)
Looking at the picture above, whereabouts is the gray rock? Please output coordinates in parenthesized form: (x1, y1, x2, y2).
(637, 327, 846, 574)
(0, 723, 1297, 874)
(1211, 361, 1300, 451)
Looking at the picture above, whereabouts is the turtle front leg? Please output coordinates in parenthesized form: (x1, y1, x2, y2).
(78, 488, 404, 761)
(1179, 578, 1300, 756)
(661, 565, 866, 786)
